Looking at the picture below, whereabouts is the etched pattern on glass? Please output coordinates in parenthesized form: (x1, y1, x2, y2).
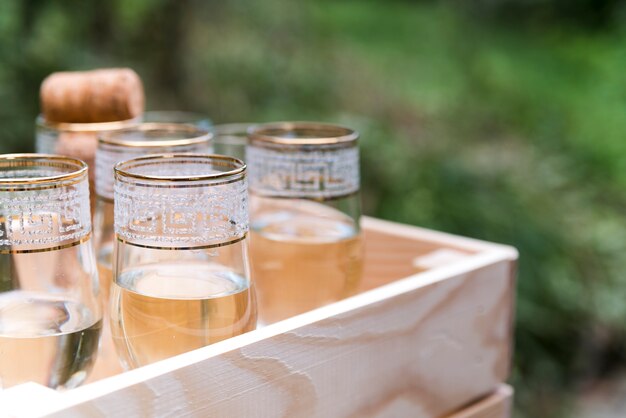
(96, 143, 211, 200)
(247, 146, 359, 199)
(34, 131, 56, 154)
(115, 177, 248, 248)
(0, 169, 68, 180)
(0, 180, 91, 250)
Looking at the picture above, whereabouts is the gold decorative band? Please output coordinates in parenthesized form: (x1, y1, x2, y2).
(115, 232, 247, 251)
(0, 175, 86, 192)
(114, 171, 246, 189)
(0, 233, 91, 254)
(249, 121, 358, 147)
(36, 114, 140, 133)
(0, 154, 88, 190)
(99, 122, 212, 148)
(114, 153, 246, 183)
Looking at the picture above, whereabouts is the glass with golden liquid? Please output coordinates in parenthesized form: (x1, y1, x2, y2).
(94, 123, 212, 303)
(110, 154, 256, 369)
(247, 122, 364, 325)
(0, 154, 102, 389)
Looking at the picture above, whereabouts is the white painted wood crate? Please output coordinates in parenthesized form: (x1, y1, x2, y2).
(2, 217, 518, 417)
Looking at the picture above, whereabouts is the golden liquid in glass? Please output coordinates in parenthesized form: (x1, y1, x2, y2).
(110, 261, 256, 369)
(250, 214, 363, 325)
(94, 198, 115, 304)
(0, 292, 101, 389)
(97, 244, 113, 304)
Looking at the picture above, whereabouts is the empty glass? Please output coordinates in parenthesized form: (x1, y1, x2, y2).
(213, 123, 252, 162)
(143, 111, 212, 131)
(94, 123, 212, 302)
(247, 122, 364, 324)
(0, 154, 101, 389)
(110, 154, 256, 369)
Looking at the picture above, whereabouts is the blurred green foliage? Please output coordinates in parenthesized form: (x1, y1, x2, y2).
(1, 1, 626, 416)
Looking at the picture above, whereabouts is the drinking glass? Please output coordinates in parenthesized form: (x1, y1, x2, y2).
(111, 154, 256, 369)
(143, 111, 212, 131)
(247, 122, 364, 324)
(36, 116, 140, 214)
(94, 123, 212, 302)
(0, 154, 101, 389)
(213, 123, 252, 162)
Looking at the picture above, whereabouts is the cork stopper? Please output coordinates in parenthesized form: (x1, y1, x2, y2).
(40, 68, 145, 123)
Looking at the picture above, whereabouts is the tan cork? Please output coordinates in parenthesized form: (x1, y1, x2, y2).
(40, 68, 145, 123)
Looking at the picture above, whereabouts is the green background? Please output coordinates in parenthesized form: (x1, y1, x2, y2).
(2, 1, 626, 416)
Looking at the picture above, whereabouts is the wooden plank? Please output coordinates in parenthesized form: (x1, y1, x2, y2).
(360, 223, 470, 292)
(445, 385, 513, 418)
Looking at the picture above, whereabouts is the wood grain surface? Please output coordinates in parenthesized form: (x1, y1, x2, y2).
(445, 385, 513, 418)
(7, 217, 517, 418)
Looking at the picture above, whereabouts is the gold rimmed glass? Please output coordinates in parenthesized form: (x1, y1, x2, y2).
(110, 154, 256, 369)
(0, 154, 101, 389)
(213, 123, 253, 162)
(36, 116, 141, 213)
(94, 123, 212, 303)
(143, 110, 212, 131)
(247, 122, 364, 325)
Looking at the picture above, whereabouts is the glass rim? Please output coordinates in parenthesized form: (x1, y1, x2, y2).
(99, 123, 213, 148)
(114, 153, 246, 183)
(143, 110, 211, 121)
(215, 123, 256, 136)
(214, 123, 254, 147)
(36, 114, 141, 132)
(0, 153, 88, 186)
(248, 121, 358, 146)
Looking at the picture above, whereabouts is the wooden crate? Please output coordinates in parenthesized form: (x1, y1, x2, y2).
(1, 217, 518, 417)
(446, 385, 513, 418)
